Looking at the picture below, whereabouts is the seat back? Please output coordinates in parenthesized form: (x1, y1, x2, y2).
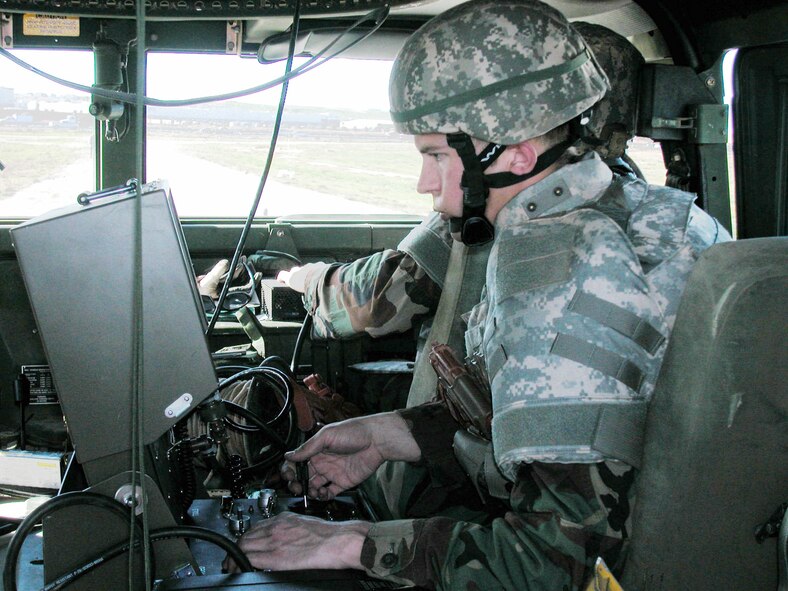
(622, 237, 788, 589)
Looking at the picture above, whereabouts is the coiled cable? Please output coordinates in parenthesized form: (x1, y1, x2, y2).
(3, 492, 145, 591)
(38, 525, 253, 591)
(227, 454, 246, 500)
(173, 420, 197, 514)
(190, 363, 299, 471)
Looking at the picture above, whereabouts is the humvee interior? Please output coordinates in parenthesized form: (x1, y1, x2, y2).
(0, 0, 786, 589)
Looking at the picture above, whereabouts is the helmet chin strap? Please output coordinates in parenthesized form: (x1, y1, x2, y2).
(446, 133, 498, 246)
(446, 132, 575, 246)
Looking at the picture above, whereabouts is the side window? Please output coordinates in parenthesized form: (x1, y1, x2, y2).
(722, 49, 738, 235)
(0, 49, 94, 217)
(628, 136, 667, 184)
(145, 53, 428, 218)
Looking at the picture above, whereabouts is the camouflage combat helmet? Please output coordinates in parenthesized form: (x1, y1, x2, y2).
(389, 0, 609, 145)
(388, 0, 610, 246)
(574, 22, 645, 159)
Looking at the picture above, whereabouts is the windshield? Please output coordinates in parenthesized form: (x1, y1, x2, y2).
(0, 49, 94, 217)
(0, 49, 428, 219)
(1, 49, 672, 219)
(146, 53, 427, 218)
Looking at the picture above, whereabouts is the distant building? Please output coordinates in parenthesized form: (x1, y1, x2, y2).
(340, 119, 394, 132)
(0, 87, 14, 107)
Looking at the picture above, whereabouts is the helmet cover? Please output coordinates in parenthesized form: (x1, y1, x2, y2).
(573, 21, 645, 158)
(389, 0, 610, 144)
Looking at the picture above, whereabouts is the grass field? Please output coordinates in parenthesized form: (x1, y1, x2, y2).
(170, 133, 671, 210)
(4, 126, 734, 221)
(0, 128, 93, 200)
(166, 133, 426, 214)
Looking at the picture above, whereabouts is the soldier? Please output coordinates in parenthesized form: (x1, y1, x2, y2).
(227, 0, 730, 588)
(276, 22, 648, 377)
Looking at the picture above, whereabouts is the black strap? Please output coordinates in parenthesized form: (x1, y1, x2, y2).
(483, 138, 575, 189)
(568, 291, 666, 355)
(478, 142, 506, 171)
(551, 333, 646, 394)
(445, 132, 576, 246)
(447, 132, 496, 246)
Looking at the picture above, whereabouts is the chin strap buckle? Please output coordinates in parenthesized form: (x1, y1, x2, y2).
(447, 132, 500, 247)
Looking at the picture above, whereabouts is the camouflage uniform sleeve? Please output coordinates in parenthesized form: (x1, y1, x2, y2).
(301, 249, 441, 339)
(399, 402, 469, 490)
(359, 461, 635, 590)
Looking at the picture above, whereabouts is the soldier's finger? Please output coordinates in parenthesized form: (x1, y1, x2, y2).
(284, 436, 329, 463)
(280, 460, 296, 482)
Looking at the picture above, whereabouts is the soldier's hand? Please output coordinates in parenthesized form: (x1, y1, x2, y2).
(276, 262, 330, 293)
(281, 413, 420, 500)
(197, 259, 230, 299)
(222, 512, 370, 573)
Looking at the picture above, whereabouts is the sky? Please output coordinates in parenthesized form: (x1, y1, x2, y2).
(2, 45, 739, 115)
(0, 48, 395, 111)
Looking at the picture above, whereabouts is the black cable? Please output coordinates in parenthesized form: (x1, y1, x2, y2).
(215, 365, 257, 378)
(223, 401, 287, 450)
(0, 7, 389, 109)
(223, 367, 293, 428)
(206, 0, 302, 336)
(130, 2, 151, 587)
(223, 418, 261, 433)
(13, 374, 29, 451)
(217, 365, 292, 398)
(3, 492, 142, 591)
(218, 365, 292, 399)
(261, 355, 293, 373)
(240, 411, 299, 474)
(256, 250, 303, 265)
(149, 526, 252, 572)
(0, 521, 17, 537)
(225, 373, 300, 474)
(38, 525, 254, 591)
(290, 314, 313, 375)
(209, 364, 298, 472)
(18, 404, 25, 451)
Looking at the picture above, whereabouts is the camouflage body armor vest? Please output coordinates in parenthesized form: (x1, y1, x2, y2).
(402, 154, 728, 476)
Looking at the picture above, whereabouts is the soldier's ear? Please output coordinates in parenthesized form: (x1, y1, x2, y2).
(508, 141, 539, 175)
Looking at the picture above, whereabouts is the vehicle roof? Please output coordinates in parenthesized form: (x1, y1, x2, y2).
(2, 0, 786, 70)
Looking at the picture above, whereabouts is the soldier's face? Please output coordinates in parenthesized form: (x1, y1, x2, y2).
(414, 134, 465, 219)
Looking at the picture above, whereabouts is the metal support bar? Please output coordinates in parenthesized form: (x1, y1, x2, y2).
(77, 178, 139, 206)
(650, 104, 729, 144)
(0, 13, 12, 48)
(226, 20, 241, 55)
(651, 116, 694, 130)
(688, 104, 729, 144)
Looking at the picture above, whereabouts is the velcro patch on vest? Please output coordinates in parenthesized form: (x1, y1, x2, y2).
(550, 333, 645, 394)
(494, 400, 648, 468)
(568, 291, 665, 355)
(487, 343, 508, 383)
(496, 226, 575, 304)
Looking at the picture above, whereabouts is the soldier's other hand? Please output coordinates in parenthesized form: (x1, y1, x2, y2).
(222, 512, 370, 573)
(197, 259, 230, 299)
(276, 262, 330, 293)
(280, 413, 421, 501)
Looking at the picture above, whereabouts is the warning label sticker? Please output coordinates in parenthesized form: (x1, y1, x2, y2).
(21, 364, 59, 405)
(22, 14, 80, 37)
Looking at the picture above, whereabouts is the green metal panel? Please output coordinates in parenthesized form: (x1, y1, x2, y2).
(733, 43, 788, 237)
